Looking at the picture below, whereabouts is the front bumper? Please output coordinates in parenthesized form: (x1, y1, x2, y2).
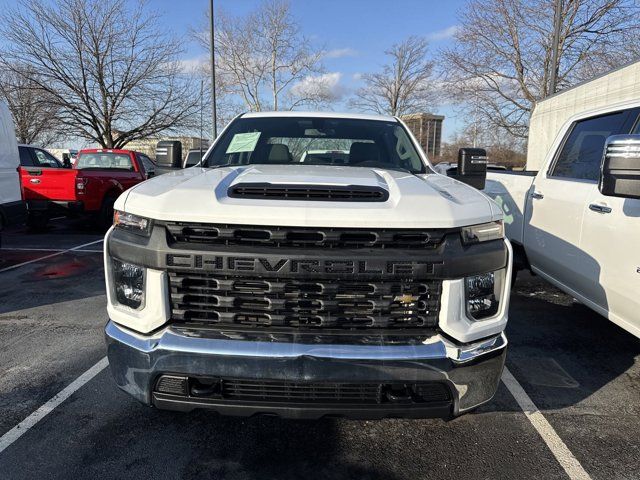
(105, 320, 507, 419)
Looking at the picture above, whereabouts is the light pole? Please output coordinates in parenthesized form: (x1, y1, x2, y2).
(200, 79, 204, 161)
(549, 0, 563, 95)
(209, 0, 217, 139)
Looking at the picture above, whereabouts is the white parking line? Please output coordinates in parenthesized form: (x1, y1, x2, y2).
(0, 239, 103, 273)
(0, 357, 108, 455)
(502, 367, 592, 480)
(0, 247, 104, 253)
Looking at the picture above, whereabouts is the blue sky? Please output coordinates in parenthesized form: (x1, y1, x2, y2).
(168, 0, 467, 139)
(2, 0, 468, 139)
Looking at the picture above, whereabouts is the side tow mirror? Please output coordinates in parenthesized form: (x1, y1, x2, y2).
(155, 140, 183, 169)
(62, 154, 72, 169)
(447, 148, 488, 190)
(600, 135, 640, 199)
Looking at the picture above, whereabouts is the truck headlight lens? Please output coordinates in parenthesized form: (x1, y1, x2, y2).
(112, 259, 145, 309)
(113, 210, 152, 236)
(465, 269, 505, 320)
(461, 221, 504, 244)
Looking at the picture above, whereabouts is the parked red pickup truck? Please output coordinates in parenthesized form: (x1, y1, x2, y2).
(19, 147, 155, 228)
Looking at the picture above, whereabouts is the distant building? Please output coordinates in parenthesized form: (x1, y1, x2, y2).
(401, 113, 444, 158)
(125, 136, 209, 160)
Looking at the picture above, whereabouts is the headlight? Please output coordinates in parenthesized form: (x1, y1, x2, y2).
(113, 210, 152, 236)
(112, 259, 145, 310)
(461, 221, 504, 244)
(465, 269, 505, 320)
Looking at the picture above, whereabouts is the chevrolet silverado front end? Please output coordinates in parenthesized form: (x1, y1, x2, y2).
(104, 112, 512, 419)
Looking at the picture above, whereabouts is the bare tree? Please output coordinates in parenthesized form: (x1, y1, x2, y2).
(0, 64, 62, 146)
(0, 0, 200, 148)
(349, 36, 436, 116)
(441, 0, 640, 140)
(195, 0, 327, 112)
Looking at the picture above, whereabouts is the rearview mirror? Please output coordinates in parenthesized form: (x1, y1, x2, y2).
(446, 148, 488, 190)
(62, 153, 72, 169)
(600, 135, 640, 200)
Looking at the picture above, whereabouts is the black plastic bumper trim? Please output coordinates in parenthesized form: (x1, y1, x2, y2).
(152, 392, 452, 419)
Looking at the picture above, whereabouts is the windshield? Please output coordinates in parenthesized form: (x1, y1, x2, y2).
(75, 152, 133, 170)
(204, 116, 427, 174)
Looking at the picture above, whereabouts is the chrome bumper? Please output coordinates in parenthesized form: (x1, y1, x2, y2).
(105, 320, 507, 418)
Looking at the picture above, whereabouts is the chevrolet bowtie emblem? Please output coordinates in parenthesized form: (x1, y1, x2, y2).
(394, 294, 419, 305)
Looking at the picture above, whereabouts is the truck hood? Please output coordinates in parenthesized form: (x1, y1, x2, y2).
(118, 165, 500, 228)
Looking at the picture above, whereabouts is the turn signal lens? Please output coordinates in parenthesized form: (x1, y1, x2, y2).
(461, 221, 504, 245)
(113, 210, 152, 236)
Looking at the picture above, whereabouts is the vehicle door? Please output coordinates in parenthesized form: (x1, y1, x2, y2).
(523, 109, 637, 299)
(579, 111, 640, 334)
(20, 147, 76, 201)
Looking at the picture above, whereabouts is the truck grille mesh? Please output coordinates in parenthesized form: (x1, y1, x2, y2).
(169, 272, 443, 330)
(165, 223, 450, 249)
(219, 379, 451, 404)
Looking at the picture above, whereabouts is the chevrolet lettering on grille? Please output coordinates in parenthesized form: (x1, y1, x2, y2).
(165, 254, 442, 278)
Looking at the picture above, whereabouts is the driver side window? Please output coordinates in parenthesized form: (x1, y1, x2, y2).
(33, 149, 62, 168)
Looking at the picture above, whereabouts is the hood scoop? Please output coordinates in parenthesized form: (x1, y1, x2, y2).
(227, 182, 389, 202)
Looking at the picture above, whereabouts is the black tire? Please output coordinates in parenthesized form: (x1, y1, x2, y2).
(26, 212, 49, 231)
(98, 194, 117, 230)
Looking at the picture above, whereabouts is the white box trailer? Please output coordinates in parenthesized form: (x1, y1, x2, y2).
(526, 60, 640, 171)
(0, 101, 26, 229)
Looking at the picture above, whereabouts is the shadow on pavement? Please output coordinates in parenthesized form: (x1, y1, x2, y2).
(504, 274, 640, 412)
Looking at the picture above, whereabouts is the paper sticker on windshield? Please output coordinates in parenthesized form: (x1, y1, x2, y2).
(226, 132, 261, 153)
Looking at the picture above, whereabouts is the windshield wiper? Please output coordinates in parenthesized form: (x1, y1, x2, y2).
(206, 163, 243, 170)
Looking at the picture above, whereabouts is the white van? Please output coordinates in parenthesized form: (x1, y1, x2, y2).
(0, 101, 25, 229)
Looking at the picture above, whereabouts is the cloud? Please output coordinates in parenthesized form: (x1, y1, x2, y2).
(426, 25, 460, 41)
(291, 72, 346, 101)
(176, 56, 208, 73)
(323, 48, 358, 59)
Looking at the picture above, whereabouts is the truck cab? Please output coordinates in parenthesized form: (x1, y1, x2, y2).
(485, 101, 640, 338)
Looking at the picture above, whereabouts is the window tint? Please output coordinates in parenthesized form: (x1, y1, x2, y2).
(18, 146, 34, 166)
(33, 149, 62, 168)
(551, 110, 633, 181)
(76, 152, 133, 170)
(138, 154, 155, 173)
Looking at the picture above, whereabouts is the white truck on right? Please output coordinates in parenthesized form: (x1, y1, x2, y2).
(484, 62, 640, 338)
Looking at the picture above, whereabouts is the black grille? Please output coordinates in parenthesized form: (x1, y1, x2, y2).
(228, 183, 389, 202)
(165, 223, 451, 249)
(169, 272, 442, 330)
(223, 379, 383, 404)
(155, 376, 452, 405)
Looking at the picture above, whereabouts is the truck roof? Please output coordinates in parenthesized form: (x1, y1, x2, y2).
(78, 148, 136, 154)
(241, 111, 397, 123)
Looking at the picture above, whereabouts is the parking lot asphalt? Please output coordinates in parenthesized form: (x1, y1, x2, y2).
(0, 218, 638, 480)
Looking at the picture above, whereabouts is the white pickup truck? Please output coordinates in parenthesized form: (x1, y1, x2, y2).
(104, 112, 512, 419)
(485, 101, 640, 338)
